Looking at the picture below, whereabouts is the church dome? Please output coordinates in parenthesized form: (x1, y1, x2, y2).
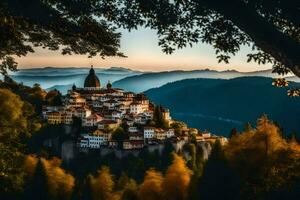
(84, 66, 101, 88)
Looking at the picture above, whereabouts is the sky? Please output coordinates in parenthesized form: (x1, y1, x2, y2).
(16, 28, 271, 72)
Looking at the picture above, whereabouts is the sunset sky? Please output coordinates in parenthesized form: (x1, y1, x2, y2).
(16, 28, 271, 72)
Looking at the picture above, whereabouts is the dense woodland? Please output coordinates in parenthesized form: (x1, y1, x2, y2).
(1, 79, 300, 200)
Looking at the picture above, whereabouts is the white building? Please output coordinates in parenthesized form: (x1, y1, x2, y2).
(130, 103, 143, 114)
(144, 127, 155, 139)
(80, 135, 105, 149)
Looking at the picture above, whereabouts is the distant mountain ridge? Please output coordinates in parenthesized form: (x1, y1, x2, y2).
(113, 69, 297, 93)
(4, 67, 299, 94)
(7, 67, 142, 91)
(145, 76, 300, 136)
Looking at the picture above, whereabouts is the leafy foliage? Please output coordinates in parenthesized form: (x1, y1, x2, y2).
(0, 0, 125, 75)
(0, 89, 41, 195)
(225, 115, 300, 198)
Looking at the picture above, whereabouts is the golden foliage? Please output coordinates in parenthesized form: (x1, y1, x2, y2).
(41, 157, 75, 200)
(162, 153, 192, 200)
(225, 115, 300, 193)
(24, 155, 38, 179)
(89, 166, 119, 200)
(138, 169, 164, 200)
(0, 89, 25, 136)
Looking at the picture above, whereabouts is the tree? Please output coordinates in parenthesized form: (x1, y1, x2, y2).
(153, 105, 169, 129)
(160, 141, 175, 172)
(1, 1, 299, 94)
(186, 143, 197, 172)
(162, 153, 192, 200)
(229, 128, 239, 138)
(138, 169, 164, 200)
(0, 0, 125, 75)
(0, 89, 41, 196)
(112, 127, 127, 148)
(42, 157, 75, 200)
(120, 179, 138, 200)
(24, 159, 50, 200)
(45, 90, 63, 106)
(89, 166, 118, 200)
(197, 140, 241, 200)
(225, 115, 300, 198)
(170, 121, 187, 136)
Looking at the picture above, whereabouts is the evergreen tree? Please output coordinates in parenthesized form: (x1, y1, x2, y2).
(244, 122, 253, 132)
(81, 176, 93, 200)
(197, 140, 241, 200)
(161, 141, 175, 172)
(24, 159, 49, 200)
(229, 128, 239, 138)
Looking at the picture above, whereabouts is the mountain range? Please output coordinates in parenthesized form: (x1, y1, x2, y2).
(113, 69, 297, 93)
(7, 67, 142, 93)
(145, 77, 300, 136)
(5, 67, 298, 94)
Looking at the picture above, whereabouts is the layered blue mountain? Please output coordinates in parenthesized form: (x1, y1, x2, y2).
(7, 67, 298, 94)
(145, 77, 300, 136)
(8, 67, 142, 94)
(113, 69, 297, 93)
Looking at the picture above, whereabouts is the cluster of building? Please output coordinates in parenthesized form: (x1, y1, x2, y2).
(43, 66, 227, 150)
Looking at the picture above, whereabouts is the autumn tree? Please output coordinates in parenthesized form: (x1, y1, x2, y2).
(23, 156, 75, 200)
(225, 115, 300, 198)
(138, 169, 164, 200)
(162, 153, 192, 200)
(0, 89, 41, 197)
(120, 179, 138, 200)
(89, 166, 119, 200)
(42, 157, 75, 200)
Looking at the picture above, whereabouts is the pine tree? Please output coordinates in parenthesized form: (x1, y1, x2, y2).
(24, 159, 49, 200)
(197, 140, 241, 200)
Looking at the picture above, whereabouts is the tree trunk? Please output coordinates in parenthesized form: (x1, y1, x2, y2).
(196, 0, 300, 78)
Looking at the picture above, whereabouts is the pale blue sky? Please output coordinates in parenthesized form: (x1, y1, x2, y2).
(17, 28, 271, 72)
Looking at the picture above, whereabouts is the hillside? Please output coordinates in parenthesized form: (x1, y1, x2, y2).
(145, 77, 300, 136)
(113, 69, 296, 93)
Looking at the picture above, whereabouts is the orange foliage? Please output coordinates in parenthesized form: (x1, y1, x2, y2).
(162, 153, 192, 200)
(24, 155, 38, 179)
(225, 115, 300, 193)
(89, 166, 119, 200)
(41, 157, 75, 200)
(138, 169, 164, 200)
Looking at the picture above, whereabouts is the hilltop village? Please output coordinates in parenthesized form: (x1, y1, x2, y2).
(43, 66, 227, 150)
